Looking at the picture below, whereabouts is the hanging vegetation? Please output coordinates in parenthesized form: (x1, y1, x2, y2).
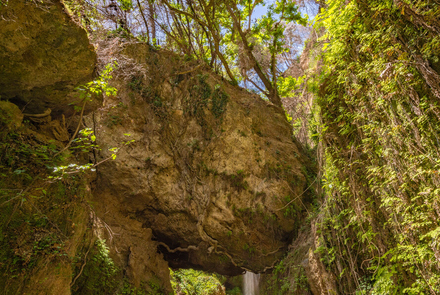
(315, 0, 440, 293)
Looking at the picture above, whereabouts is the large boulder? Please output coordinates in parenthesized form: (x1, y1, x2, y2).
(89, 42, 310, 276)
(0, 0, 97, 116)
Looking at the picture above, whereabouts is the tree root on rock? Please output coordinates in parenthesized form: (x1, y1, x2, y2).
(157, 242, 199, 253)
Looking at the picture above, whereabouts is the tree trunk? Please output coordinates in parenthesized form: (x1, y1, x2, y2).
(148, 0, 156, 44)
(225, 2, 282, 107)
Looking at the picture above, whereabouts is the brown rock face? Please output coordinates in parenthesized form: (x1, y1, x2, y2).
(89, 43, 309, 276)
(0, 0, 96, 116)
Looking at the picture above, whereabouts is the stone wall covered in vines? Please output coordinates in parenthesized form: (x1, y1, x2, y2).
(316, 0, 440, 293)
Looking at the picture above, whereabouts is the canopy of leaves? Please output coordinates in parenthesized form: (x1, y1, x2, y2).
(66, 0, 314, 107)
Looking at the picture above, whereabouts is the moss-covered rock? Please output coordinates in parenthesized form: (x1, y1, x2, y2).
(0, 101, 23, 131)
(0, 0, 97, 117)
(87, 42, 311, 276)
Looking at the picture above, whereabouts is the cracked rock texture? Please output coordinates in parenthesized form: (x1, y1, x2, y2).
(0, 0, 97, 117)
(0, 0, 313, 289)
(89, 42, 310, 276)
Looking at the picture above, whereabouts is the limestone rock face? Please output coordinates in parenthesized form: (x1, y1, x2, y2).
(302, 223, 339, 295)
(90, 43, 310, 276)
(0, 0, 97, 116)
(258, 222, 339, 295)
(92, 208, 173, 294)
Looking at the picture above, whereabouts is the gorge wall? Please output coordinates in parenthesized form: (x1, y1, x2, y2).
(3, 0, 438, 294)
(0, 0, 98, 116)
(0, 1, 314, 294)
(313, 1, 440, 293)
(259, 0, 440, 294)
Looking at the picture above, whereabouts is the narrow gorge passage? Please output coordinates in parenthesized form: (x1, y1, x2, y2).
(1, 0, 440, 294)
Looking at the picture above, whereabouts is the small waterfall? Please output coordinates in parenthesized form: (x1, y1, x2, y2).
(243, 271, 260, 295)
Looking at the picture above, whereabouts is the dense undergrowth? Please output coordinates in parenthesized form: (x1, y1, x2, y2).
(314, 0, 440, 293)
(170, 269, 226, 295)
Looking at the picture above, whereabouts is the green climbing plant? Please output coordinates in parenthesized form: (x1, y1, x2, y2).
(312, 0, 440, 293)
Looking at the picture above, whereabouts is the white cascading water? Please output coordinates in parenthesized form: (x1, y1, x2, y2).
(243, 271, 260, 295)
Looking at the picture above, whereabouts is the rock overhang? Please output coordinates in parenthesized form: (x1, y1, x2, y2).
(89, 42, 312, 275)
